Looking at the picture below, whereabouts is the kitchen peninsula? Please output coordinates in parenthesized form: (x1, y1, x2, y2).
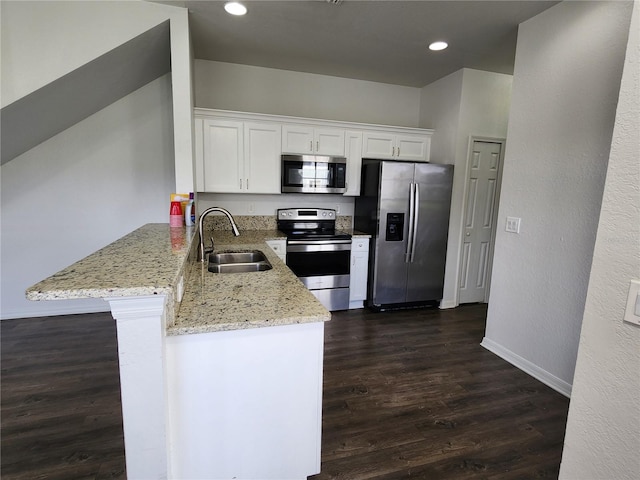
(26, 222, 330, 480)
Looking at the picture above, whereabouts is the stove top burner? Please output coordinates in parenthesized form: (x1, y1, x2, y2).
(277, 207, 351, 241)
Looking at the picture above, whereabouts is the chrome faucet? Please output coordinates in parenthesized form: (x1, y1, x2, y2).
(198, 207, 240, 262)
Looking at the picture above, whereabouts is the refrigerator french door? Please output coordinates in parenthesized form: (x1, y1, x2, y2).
(354, 160, 454, 309)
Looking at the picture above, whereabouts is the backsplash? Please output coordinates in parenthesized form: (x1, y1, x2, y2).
(204, 215, 352, 231)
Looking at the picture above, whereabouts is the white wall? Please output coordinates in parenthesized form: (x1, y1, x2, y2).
(419, 68, 512, 309)
(195, 60, 421, 127)
(483, 0, 633, 394)
(0, 75, 176, 319)
(1, 0, 178, 108)
(1, 0, 194, 194)
(559, 2, 640, 477)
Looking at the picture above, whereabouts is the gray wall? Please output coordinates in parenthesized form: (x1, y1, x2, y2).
(193, 59, 426, 219)
(560, 2, 640, 476)
(0, 76, 176, 319)
(195, 60, 422, 127)
(420, 68, 512, 309)
(482, 0, 633, 393)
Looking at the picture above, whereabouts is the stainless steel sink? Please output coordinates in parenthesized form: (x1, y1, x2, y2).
(207, 250, 272, 274)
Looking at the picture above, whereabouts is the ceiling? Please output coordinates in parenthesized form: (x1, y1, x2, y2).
(151, 0, 559, 88)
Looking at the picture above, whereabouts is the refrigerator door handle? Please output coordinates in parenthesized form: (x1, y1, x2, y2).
(410, 183, 420, 262)
(406, 182, 416, 263)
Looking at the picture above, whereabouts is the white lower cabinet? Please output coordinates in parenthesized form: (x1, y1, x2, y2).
(265, 239, 286, 263)
(166, 322, 324, 479)
(349, 238, 369, 309)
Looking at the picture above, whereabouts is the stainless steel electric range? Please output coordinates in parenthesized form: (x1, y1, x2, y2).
(277, 208, 352, 311)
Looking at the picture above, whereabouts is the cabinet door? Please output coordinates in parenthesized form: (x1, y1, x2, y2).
(203, 119, 243, 193)
(396, 134, 430, 162)
(344, 130, 363, 196)
(349, 239, 369, 305)
(194, 117, 205, 192)
(244, 122, 282, 194)
(362, 131, 395, 159)
(282, 124, 314, 154)
(314, 128, 345, 156)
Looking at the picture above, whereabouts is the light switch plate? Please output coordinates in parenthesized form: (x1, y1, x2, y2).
(505, 217, 521, 234)
(623, 279, 640, 326)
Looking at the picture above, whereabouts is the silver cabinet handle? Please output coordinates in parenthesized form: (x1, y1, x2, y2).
(239, 179, 242, 189)
(316, 141, 319, 151)
(310, 140, 313, 152)
(246, 178, 249, 190)
(397, 146, 401, 157)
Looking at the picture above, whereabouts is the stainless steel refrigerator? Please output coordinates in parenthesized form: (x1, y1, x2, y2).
(354, 160, 454, 309)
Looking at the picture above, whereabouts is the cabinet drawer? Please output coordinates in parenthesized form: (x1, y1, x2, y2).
(351, 239, 369, 252)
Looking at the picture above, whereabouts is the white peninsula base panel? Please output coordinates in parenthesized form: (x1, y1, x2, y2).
(166, 321, 325, 480)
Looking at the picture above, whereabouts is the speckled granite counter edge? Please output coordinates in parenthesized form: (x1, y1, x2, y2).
(26, 224, 198, 326)
(170, 233, 331, 336)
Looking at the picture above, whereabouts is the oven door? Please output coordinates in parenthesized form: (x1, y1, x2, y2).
(286, 240, 351, 286)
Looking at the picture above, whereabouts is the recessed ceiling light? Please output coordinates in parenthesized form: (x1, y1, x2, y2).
(429, 41, 448, 51)
(224, 2, 247, 16)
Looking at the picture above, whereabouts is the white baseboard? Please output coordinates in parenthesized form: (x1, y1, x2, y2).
(481, 337, 572, 398)
(439, 300, 457, 309)
(1, 302, 110, 320)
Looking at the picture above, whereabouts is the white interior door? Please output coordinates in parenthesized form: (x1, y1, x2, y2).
(459, 140, 504, 304)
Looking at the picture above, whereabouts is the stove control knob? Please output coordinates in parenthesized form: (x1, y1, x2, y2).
(322, 212, 327, 217)
(329, 212, 334, 217)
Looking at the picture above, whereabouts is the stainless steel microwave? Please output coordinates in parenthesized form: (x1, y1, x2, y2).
(281, 154, 347, 194)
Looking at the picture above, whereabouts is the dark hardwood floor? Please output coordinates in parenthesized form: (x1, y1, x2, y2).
(1, 304, 569, 479)
(1, 313, 126, 480)
(311, 305, 569, 479)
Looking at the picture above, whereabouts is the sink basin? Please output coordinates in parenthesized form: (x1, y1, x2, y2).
(209, 251, 268, 264)
(207, 250, 272, 274)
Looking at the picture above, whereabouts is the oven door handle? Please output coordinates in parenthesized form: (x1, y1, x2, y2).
(287, 239, 352, 245)
(287, 242, 352, 253)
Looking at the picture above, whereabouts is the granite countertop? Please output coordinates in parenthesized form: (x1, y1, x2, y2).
(26, 224, 197, 322)
(169, 230, 330, 336)
(26, 223, 330, 335)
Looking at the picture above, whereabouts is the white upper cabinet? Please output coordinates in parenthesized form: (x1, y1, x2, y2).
(344, 130, 363, 196)
(194, 108, 433, 195)
(202, 118, 244, 193)
(362, 131, 431, 162)
(282, 124, 345, 156)
(197, 117, 281, 193)
(243, 122, 282, 194)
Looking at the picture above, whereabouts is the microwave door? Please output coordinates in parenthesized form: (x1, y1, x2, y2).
(315, 163, 329, 189)
(302, 162, 316, 190)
